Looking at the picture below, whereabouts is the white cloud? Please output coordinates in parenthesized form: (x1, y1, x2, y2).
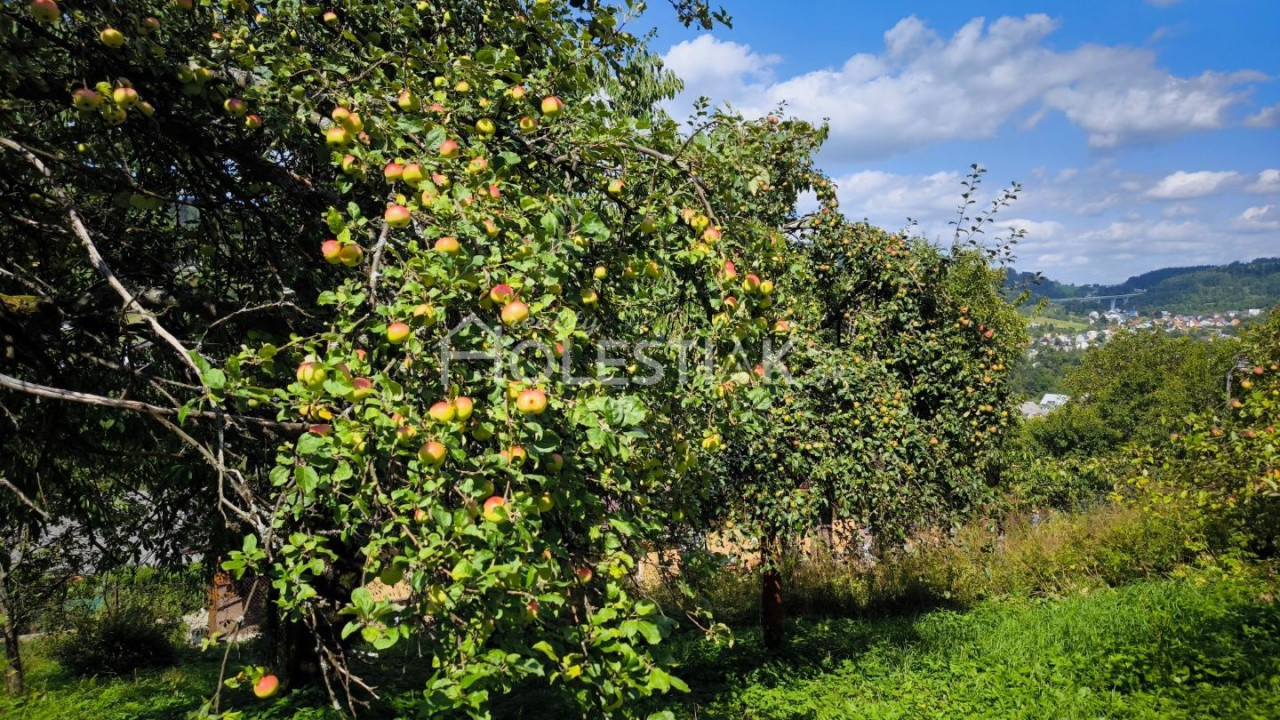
(1143, 170, 1241, 199)
(1001, 218, 1064, 240)
(1234, 205, 1280, 232)
(661, 15, 1263, 161)
(1245, 103, 1280, 128)
(663, 35, 781, 99)
(1162, 203, 1198, 218)
(1246, 169, 1280, 194)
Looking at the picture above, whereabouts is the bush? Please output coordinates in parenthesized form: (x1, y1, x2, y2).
(51, 606, 178, 677)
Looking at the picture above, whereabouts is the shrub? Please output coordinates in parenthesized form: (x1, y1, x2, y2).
(51, 606, 178, 677)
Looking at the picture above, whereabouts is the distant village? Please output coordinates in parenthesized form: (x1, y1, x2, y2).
(1019, 307, 1267, 418)
(1028, 307, 1265, 352)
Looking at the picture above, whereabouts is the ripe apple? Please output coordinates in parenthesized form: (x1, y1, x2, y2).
(244, 114, 262, 129)
(438, 139, 459, 158)
(574, 567, 593, 584)
(429, 401, 456, 423)
(453, 396, 474, 420)
(322, 10, 338, 25)
(72, 89, 102, 109)
(29, 0, 60, 23)
(418, 440, 447, 466)
(307, 423, 332, 436)
(510, 85, 527, 100)
(773, 320, 791, 333)
(721, 260, 737, 281)
(525, 600, 540, 618)
(580, 289, 599, 306)
(397, 90, 419, 111)
(644, 261, 660, 278)
(742, 274, 761, 293)
(593, 265, 608, 280)
(516, 388, 547, 415)
(482, 496, 507, 523)
(476, 118, 496, 136)
(384, 204, 411, 228)
(547, 452, 564, 473)
(506, 445, 527, 465)
(99, 27, 125, 47)
(296, 361, 326, 387)
(606, 179, 624, 197)
(701, 433, 722, 451)
(483, 219, 499, 237)
(340, 154, 360, 174)
(518, 115, 538, 133)
(113, 87, 139, 108)
(501, 300, 530, 326)
(759, 280, 774, 295)
(224, 97, 247, 116)
(466, 157, 488, 175)
(431, 172, 451, 188)
(386, 322, 411, 344)
(541, 95, 565, 116)
(435, 236, 461, 254)
(454, 80, 471, 93)
(325, 126, 350, 147)
(321, 238, 342, 263)
(429, 102, 446, 113)
(400, 163, 425, 187)
(338, 244, 363, 267)
(253, 674, 279, 699)
(414, 508, 429, 524)
(139, 16, 160, 33)
(489, 284, 516, 305)
(723, 296, 738, 310)
(173, 0, 193, 9)
(350, 377, 373, 401)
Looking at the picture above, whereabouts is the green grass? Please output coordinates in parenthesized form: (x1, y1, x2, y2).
(6, 572, 1278, 719)
(1027, 314, 1090, 332)
(657, 572, 1280, 720)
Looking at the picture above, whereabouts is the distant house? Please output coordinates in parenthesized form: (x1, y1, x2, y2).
(1019, 401, 1046, 418)
(1040, 393, 1070, 409)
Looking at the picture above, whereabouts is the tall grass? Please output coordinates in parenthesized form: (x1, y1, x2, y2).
(673, 501, 1228, 626)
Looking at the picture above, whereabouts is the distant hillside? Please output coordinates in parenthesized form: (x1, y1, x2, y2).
(1008, 258, 1280, 314)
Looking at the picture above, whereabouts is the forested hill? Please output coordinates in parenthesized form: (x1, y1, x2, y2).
(1008, 257, 1280, 313)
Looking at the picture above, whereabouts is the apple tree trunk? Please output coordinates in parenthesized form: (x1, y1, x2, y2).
(760, 532, 785, 653)
(0, 567, 24, 696)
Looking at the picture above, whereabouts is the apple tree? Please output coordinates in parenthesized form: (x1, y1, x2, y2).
(711, 171, 1028, 651)
(124, 1, 817, 717)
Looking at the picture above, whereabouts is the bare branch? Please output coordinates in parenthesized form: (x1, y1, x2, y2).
(0, 476, 50, 520)
(0, 371, 302, 431)
(0, 137, 208, 386)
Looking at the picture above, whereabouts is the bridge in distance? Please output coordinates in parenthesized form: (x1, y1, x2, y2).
(1044, 290, 1146, 312)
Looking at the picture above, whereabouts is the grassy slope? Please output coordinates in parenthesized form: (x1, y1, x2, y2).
(663, 573, 1280, 720)
(3, 572, 1278, 720)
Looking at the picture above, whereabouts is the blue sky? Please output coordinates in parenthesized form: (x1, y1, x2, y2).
(642, 1, 1280, 284)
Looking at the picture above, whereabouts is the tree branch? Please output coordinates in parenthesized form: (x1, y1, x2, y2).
(0, 371, 302, 431)
(0, 137, 208, 386)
